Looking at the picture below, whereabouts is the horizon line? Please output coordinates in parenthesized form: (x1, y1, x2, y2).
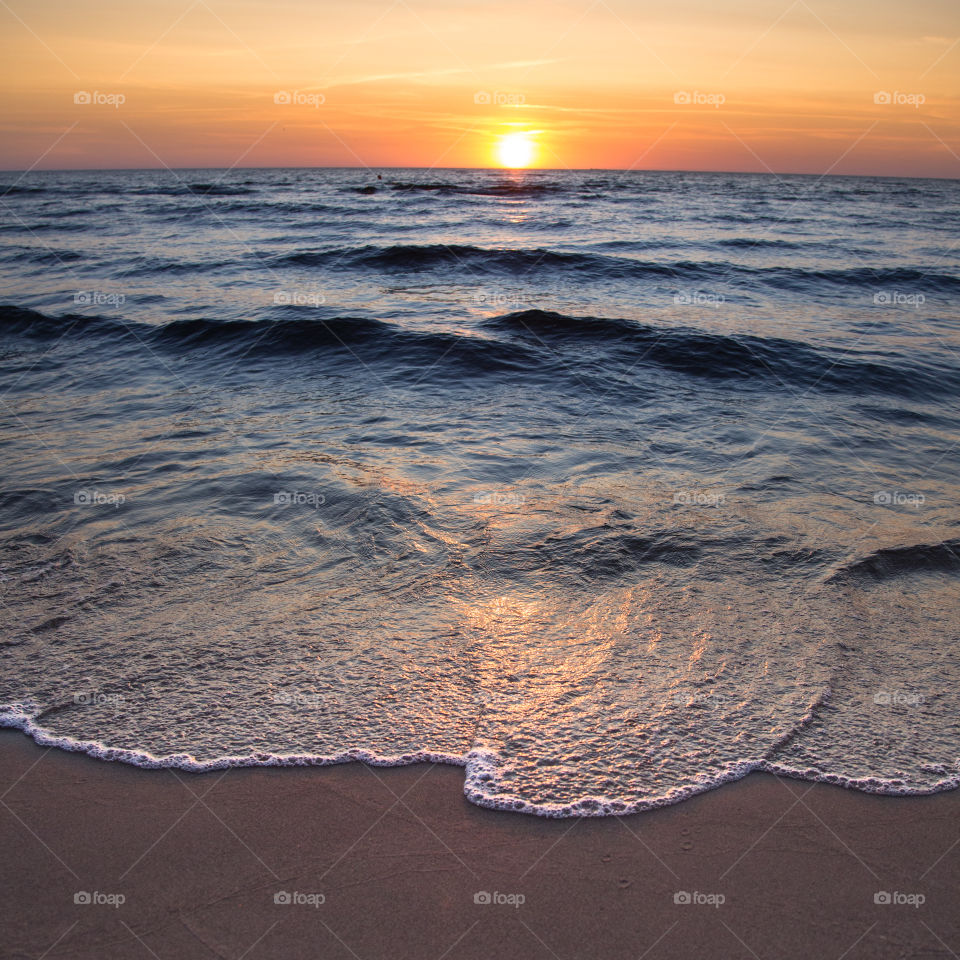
(3, 165, 958, 182)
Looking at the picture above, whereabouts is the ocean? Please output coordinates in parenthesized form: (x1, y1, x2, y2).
(1, 167, 958, 816)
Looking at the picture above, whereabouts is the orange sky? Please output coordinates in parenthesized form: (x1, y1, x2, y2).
(0, 0, 957, 176)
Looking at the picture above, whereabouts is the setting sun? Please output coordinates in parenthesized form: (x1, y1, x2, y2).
(497, 132, 535, 168)
(2, 0, 960, 955)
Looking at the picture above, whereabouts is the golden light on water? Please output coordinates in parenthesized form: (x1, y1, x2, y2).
(497, 132, 535, 168)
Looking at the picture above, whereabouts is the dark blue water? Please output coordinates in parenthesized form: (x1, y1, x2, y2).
(1, 168, 959, 815)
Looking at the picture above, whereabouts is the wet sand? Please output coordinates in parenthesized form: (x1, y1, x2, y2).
(1, 730, 958, 959)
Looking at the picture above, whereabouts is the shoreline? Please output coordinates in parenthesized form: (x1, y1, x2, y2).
(5, 711, 959, 819)
(2, 730, 959, 959)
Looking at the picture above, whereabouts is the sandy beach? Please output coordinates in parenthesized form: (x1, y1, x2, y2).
(2, 730, 958, 959)
(3, 0, 959, 954)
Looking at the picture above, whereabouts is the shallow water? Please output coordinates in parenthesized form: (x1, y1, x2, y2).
(1, 168, 959, 815)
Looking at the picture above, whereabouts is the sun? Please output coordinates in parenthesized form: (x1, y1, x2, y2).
(497, 132, 535, 168)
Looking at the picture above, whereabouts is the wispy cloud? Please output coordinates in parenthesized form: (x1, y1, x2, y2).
(328, 59, 563, 88)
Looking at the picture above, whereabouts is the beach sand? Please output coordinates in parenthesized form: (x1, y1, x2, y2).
(1, 729, 958, 959)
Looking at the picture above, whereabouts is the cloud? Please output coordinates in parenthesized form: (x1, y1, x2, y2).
(329, 59, 563, 88)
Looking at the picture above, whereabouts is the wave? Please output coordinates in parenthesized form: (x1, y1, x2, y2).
(385, 179, 563, 198)
(481, 526, 703, 584)
(268, 243, 960, 292)
(485, 310, 960, 397)
(277, 244, 721, 277)
(185, 182, 257, 196)
(0, 184, 47, 196)
(349, 179, 565, 199)
(125, 183, 258, 197)
(0, 248, 84, 265)
(827, 539, 960, 583)
(120, 257, 238, 276)
(3, 703, 958, 818)
(714, 238, 807, 250)
(0, 306, 536, 376)
(221, 200, 343, 215)
(4, 304, 959, 399)
(275, 244, 600, 273)
(127, 199, 349, 222)
(0, 221, 89, 234)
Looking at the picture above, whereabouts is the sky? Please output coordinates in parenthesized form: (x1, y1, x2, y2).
(0, 0, 958, 176)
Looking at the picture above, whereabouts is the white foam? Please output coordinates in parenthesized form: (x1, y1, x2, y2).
(4, 703, 958, 818)
(0, 705, 468, 773)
